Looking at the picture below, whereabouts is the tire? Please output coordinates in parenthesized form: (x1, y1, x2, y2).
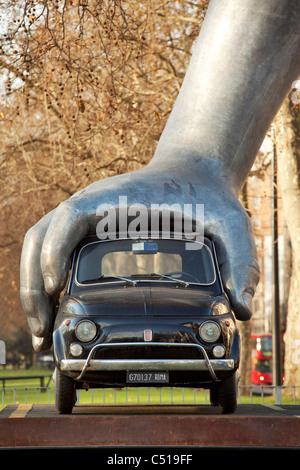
(55, 367, 76, 414)
(218, 372, 238, 414)
(209, 387, 219, 406)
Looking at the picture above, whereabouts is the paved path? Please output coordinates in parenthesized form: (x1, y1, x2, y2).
(0, 404, 299, 449)
(1, 403, 300, 417)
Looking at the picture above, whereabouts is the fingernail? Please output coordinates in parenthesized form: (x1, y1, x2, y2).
(44, 275, 55, 294)
(242, 291, 253, 311)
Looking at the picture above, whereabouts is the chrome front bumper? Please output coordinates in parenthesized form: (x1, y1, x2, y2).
(59, 342, 235, 382)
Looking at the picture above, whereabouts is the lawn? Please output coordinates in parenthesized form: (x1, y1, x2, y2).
(1, 366, 299, 408)
(0, 366, 53, 386)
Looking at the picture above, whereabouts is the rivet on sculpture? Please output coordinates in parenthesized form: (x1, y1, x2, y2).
(20, 0, 300, 352)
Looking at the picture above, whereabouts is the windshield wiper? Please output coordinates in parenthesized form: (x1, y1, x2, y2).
(149, 272, 189, 287)
(81, 275, 137, 286)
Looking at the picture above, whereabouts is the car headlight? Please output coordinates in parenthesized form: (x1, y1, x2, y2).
(70, 342, 83, 357)
(212, 344, 226, 358)
(199, 321, 221, 343)
(75, 320, 97, 342)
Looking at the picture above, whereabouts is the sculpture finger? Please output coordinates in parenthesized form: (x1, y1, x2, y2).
(20, 210, 56, 338)
(209, 208, 260, 321)
(40, 198, 91, 296)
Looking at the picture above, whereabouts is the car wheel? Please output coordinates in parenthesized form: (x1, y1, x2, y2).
(218, 371, 238, 414)
(209, 386, 219, 406)
(55, 367, 76, 414)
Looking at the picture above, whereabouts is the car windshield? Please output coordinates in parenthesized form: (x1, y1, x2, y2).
(75, 238, 216, 286)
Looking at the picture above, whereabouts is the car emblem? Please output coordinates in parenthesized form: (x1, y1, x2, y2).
(144, 329, 152, 342)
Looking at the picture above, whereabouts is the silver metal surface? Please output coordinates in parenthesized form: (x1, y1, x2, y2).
(20, 0, 300, 351)
(58, 341, 235, 382)
(73, 342, 221, 381)
(61, 358, 234, 373)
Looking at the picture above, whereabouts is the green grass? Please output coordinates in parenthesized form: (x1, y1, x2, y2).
(0, 366, 55, 408)
(0, 366, 53, 386)
(1, 366, 300, 408)
(76, 386, 206, 405)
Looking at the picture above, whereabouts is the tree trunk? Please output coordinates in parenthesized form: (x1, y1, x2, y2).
(238, 320, 252, 389)
(274, 98, 300, 396)
(238, 182, 252, 390)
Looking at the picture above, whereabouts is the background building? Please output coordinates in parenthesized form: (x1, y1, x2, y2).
(246, 154, 290, 335)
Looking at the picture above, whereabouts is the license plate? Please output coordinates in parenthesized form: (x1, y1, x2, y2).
(126, 371, 169, 384)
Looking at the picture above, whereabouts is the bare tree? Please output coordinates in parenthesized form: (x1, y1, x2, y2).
(0, 0, 206, 336)
(274, 96, 300, 395)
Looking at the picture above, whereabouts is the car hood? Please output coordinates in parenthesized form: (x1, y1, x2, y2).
(62, 285, 225, 316)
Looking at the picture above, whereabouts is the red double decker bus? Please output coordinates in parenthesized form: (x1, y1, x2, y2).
(251, 334, 273, 385)
(251, 334, 284, 385)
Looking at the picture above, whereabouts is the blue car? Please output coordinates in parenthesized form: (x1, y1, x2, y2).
(53, 234, 240, 414)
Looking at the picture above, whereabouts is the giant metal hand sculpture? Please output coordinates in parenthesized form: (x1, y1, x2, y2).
(20, 0, 300, 352)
